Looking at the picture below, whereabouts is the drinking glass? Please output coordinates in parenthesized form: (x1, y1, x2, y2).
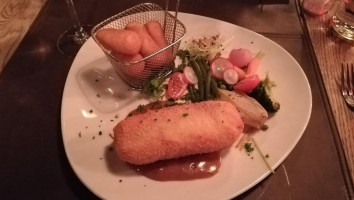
(330, 0, 354, 44)
(57, 0, 92, 57)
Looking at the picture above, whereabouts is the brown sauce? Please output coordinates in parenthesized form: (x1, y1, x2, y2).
(129, 151, 221, 181)
(127, 101, 222, 181)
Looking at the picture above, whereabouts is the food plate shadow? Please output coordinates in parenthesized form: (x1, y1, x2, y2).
(104, 143, 138, 177)
(76, 57, 147, 113)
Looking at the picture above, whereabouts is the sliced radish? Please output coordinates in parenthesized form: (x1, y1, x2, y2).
(229, 48, 252, 67)
(183, 66, 198, 84)
(246, 58, 259, 75)
(223, 69, 239, 85)
(233, 74, 260, 93)
(233, 66, 246, 80)
(210, 57, 233, 79)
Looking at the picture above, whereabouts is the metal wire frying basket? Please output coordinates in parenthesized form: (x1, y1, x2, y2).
(91, 3, 186, 88)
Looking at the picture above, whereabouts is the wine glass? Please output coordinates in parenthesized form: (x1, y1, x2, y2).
(330, 0, 354, 44)
(57, 0, 92, 58)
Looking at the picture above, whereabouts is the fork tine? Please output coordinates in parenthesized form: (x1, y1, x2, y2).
(341, 63, 347, 95)
(346, 63, 351, 95)
(341, 63, 354, 109)
(341, 63, 345, 95)
(350, 63, 354, 95)
(348, 63, 351, 94)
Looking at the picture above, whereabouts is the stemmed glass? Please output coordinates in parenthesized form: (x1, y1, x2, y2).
(330, 0, 354, 43)
(57, 0, 92, 58)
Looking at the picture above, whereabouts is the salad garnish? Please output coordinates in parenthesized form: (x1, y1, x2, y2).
(142, 34, 280, 116)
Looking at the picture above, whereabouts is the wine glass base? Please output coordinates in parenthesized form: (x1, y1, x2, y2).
(57, 25, 93, 58)
(330, 17, 354, 45)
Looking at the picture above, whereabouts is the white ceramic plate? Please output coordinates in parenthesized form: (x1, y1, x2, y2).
(61, 13, 312, 200)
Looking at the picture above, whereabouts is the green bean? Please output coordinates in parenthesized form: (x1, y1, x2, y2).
(202, 58, 214, 100)
(191, 60, 204, 100)
(194, 89, 200, 101)
(197, 58, 207, 80)
(199, 57, 214, 100)
(200, 57, 210, 71)
(211, 77, 220, 98)
(188, 85, 196, 102)
(205, 70, 212, 100)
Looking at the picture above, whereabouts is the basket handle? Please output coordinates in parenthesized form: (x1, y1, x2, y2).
(164, 0, 181, 42)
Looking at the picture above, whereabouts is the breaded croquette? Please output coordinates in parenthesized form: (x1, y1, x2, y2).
(113, 101, 244, 165)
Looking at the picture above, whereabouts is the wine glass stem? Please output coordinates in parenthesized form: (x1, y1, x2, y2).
(65, 0, 83, 32)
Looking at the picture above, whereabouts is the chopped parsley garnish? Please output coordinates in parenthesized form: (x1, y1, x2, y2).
(137, 104, 144, 112)
(142, 75, 165, 98)
(127, 113, 133, 117)
(244, 143, 254, 153)
(261, 124, 269, 131)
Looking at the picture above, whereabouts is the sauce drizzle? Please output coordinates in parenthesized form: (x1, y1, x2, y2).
(130, 151, 221, 181)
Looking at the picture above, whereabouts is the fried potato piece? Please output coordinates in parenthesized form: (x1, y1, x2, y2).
(145, 21, 168, 47)
(125, 22, 160, 57)
(113, 101, 244, 165)
(95, 28, 142, 55)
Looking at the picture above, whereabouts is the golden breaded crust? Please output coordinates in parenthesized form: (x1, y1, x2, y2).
(113, 101, 244, 165)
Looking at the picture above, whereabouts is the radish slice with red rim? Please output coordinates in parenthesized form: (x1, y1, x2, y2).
(210, 57, 233, 79)
(223, 69, 239, 85)
(183, 66, 198, 84)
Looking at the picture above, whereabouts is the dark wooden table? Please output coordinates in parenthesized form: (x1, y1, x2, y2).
(299, 0, 354, 187)
(0, 0, 352, 199)
(0, 0, 46, 72)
